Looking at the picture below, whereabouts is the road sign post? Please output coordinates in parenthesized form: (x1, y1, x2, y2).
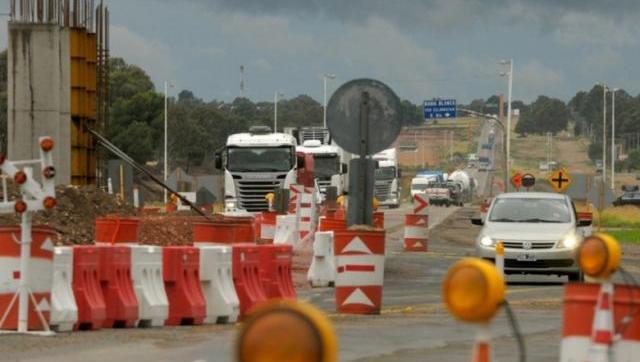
(327, 79, 401, 226)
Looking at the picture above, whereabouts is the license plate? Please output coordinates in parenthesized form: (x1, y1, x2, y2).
(516, 253, 537, 262)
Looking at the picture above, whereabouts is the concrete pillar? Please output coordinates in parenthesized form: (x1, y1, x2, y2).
(7, 22, 71, 185)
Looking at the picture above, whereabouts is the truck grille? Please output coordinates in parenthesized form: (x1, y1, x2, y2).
(317, 180, 332, 193)
(300, 129, 330, 144)
(237, 180, 282, 212)
(502, 241, 556, 249)
(375, 182, 391, 201)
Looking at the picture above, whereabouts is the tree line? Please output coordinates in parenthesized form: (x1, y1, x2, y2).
(2, 52, 640, 171)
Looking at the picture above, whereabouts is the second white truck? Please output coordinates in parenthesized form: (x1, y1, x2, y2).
(373, 148, 401, 208)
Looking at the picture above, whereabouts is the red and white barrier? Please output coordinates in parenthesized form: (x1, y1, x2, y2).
(289, 184, 318, 242)
(561, 283, 640, 362)
(50, 246, 78, 332)
(129, 245, 169, 328)
(259, 211, 278, 242)
(413, 194, 429, 215)
(577, 211, 594, 238)
(307, 231, 336, 287)
(197, 244, 239, 324)
(334, 230, 385, 314)
(404, 214, 428, 252)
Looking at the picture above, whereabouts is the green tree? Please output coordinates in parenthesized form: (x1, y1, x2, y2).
(515, 96, 569, 136)
(111, 121, 155, 162)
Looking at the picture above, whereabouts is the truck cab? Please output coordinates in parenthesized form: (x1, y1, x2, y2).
(373, 148, 401, 208)
(296, 139, 346, 196)
(215, 126, 297, 212)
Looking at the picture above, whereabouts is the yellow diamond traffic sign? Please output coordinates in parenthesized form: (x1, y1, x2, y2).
(547, 168, 572, 193)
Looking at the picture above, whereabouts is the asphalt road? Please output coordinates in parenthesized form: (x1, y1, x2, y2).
(3, 204, 640, 362)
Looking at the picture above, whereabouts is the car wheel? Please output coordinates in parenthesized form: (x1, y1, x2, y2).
(568, 272, 584, 282)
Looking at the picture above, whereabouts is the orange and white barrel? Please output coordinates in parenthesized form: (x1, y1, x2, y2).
(404, 214, 428, 252)
(0, 226, 56, 331)
(560, 283, 640, 362)
(334, 230, 385, 314)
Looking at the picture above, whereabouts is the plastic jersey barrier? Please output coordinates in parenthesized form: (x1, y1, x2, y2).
(307, 231, 336, 287)
(72, 245, 107, 330)
(95, 216, 139, 244)
(0, 226, 55, 331)
(50, 246, 78, 332)
(129, 245, 169, 327)
(97, 246, 138, 328)
(273, 214, 297, 246)
(258, 244, 296, 300)
(404, 214, 429, 252)
(232, 244, 268, 318)
(197, 244, 240, 324)
(163, 246, 206, 326)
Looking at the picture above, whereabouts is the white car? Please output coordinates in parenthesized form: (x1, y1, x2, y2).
(472, 192, 592, 281)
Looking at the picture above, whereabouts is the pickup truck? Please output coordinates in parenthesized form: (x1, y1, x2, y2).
(424, 183, 452, 207)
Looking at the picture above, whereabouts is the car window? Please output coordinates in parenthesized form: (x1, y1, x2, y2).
(489, 198, 572, 223)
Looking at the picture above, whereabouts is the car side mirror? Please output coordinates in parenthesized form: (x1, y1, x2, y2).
(341, 163, 348, 174)
(578, 219, 592, 227)
(214, 152, 222, 170)
(471, 218, 484, 226)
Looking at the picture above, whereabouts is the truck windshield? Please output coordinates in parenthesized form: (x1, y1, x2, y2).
(412, 183, 429, 191)
(314, 154, 340, 179)
(489, 198, 571, 223)
(375, 166, 396, 179)
(227, 146, 293, 172)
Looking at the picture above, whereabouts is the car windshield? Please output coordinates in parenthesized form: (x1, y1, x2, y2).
(227, 146, 293, 172)
(412, 183, 429, 191)
(313, 154, 340, 178)
(489, 197, 572, 223)
(375, 166, 396, 179)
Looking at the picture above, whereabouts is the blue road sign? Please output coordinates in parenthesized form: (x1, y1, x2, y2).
(424, 99, 457, 120)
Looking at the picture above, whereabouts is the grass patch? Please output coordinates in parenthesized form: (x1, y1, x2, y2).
(599, 206, 640, 228)
(603, 229, 640, 243)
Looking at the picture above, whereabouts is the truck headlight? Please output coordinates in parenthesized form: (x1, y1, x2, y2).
(480, 235, 494, 247)
(559, 233, 579, 249)
(225, 199, 238, 210)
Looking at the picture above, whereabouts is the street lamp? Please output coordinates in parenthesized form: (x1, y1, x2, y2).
(323, 74, 336, 129)
(611, 88, 618, 190)
(500, 59, 514, 191)
(164, 81, 175, 204)
(274, 91, 284, 132)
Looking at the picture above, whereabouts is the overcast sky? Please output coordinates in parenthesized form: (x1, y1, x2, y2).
(2, 0, 639, 104)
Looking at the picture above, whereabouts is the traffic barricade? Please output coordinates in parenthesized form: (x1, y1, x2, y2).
(373, 212, 385, 229)
(163, 246, 206, 325)
(50, 246, 78, 332)
(259, 211, 279, 242)
(576, 211, 593, 237)
(258, 244, 296, 300)
(318, 216, 347, 233)
(197, 244, 240, 324)
(232, 244, 268, 318)
(97, 245, 138, 328)
(72, 245, 107, 330)
(129, 245, 169, 327)
(560, 283, 640, 361)
(274, 214, 297, 245)
(95, 216, 139, 244)
(0, 226, 55, 331)
(193, 220, 256, 244)
(220, 215, 257, 243)
(307, 231, 336, 287)
(404, 214, 429, 252)
(334, 230, 386, 314)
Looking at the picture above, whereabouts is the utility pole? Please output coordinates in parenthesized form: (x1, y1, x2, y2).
(240, 65, 245, 98)
(274, 91, 283, 132)
(500, 59, 514, 191)
(601, 83, 608, 184)
(611, 88, 617, 190)
(163, 81, 173, 204)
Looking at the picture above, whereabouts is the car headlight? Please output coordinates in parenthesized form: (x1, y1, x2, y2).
(559, 233, 579, 249)
(480, 235, 494, 247)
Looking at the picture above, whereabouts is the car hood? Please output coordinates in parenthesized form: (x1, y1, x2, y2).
(481, 222, 575, 241)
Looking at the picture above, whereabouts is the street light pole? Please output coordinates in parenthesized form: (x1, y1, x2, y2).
(601, 83, 608, 184)
(274, 91, 283, 132)
(611, 88, 618, 190)
(323, 74, 336, 129)
(163, 81, 169, 204)
(500, 59, 514, 191)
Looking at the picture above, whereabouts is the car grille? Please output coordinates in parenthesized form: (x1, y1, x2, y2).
(504, 259, 575, 269)
(502, 241, 556, 249)
(375, 182, 391, 201)
(236, 180, 282, 212)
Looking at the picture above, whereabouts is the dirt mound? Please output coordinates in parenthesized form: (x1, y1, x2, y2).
(138, 216, 194, 246)
(0, 185, 136, 245)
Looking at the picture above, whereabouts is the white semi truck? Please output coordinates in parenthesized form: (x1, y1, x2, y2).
(215, 126, 297, 212)
(373, 148, 401, 208)
(287, 127, 349, 197)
